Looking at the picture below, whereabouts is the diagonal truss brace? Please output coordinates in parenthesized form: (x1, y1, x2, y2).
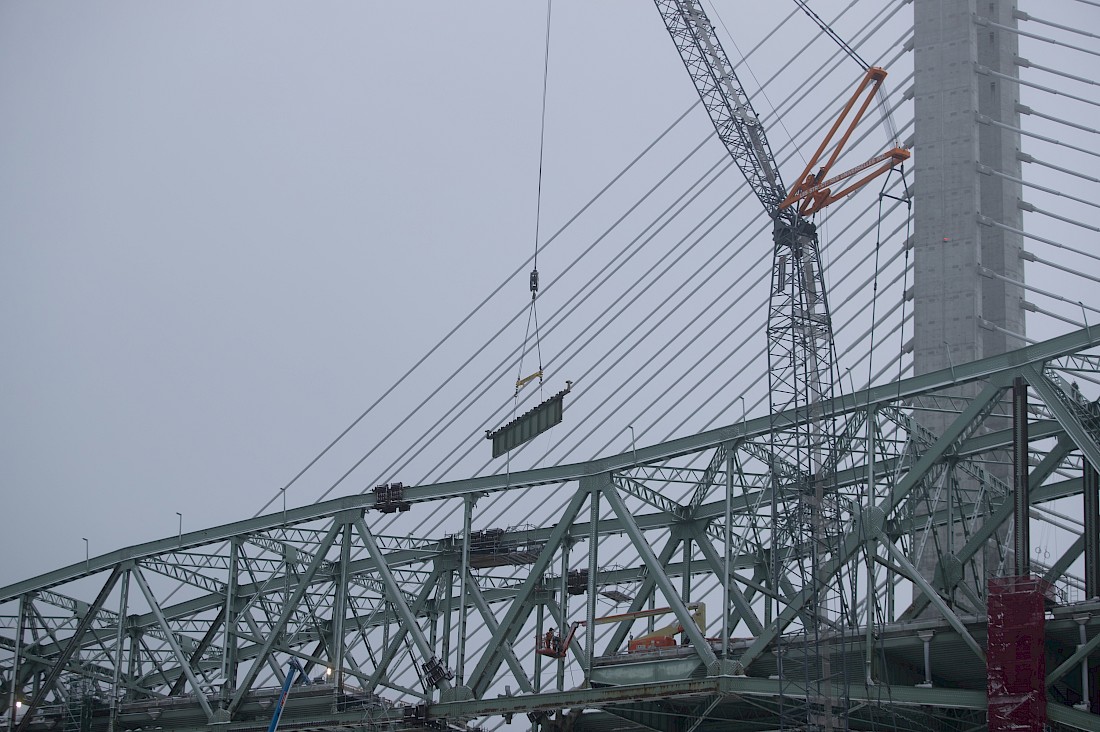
(228, 521, 341, 716)
(689, 525, 765, 638)
(463, 568, 533, 694)
(132, 566, 216, 721)
(603, 483, 718, 669)
(1025, 365, 1100, 471)
(354, 516, 452, 691)
(14, 566, 123, 732)
(736, 381, 1006, 671)
(361, 568, 442, 698)
(468, 486, 590, 698)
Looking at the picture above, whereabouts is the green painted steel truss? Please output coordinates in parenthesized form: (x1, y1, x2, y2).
(3, 329, 1100, 732)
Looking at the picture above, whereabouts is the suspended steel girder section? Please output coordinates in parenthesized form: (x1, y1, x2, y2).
(3, 329, 1100, 731)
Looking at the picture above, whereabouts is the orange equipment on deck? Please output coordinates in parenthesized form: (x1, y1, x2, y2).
(626, 603, 706, 653)
(535, 604, 706, 659)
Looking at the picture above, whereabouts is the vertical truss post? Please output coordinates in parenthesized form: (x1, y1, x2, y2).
(332, 521, 352, 692)
(682, 536, 693, 604)
(132, 567, 215, 722)
(442, 568, 453, 670)
(723, 451, 733, 661)
(533, 602, 544, 693)
(126, 626, 139, 693)
(108, 570, 129, 732)
(456, 495, 474, 688)
(1085, 462, 1099, 599)
(8, 593, 26, 732)
(584, 477, 600, 677)
(558, 537, 570, 692)
(864, 407, 877, 685)
(222, 538, 239, 698)
(1013, 376, 1030, 577)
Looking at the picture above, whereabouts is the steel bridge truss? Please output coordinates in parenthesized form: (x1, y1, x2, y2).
(3, 329, 1100, 732)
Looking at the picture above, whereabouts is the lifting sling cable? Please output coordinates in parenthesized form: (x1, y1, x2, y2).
(515, 0, 553, 400)
(867, 164, 912, 390)
(488, 0, 573, 460)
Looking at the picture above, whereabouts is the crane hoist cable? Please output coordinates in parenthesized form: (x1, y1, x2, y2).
(791, 0, 901, 148)
(867, 163, 912, 389)
(487, 0, 574, 460)
(791, 0, 869, 70)
(515, 0, 554, 400)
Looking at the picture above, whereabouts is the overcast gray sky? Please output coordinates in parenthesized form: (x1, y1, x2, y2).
(2, 1, 1094, 589)
(0, 2, 721, 585)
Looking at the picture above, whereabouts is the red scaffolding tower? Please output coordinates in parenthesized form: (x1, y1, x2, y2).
(987, 575, 1055, 730)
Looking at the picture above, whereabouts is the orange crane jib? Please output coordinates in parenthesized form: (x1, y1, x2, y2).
(779, 66, 911, 216)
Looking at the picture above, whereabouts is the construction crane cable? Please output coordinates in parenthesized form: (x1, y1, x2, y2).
(792, 0, 903, 149)
(532, 0, 553, 273)
(341, 1, 906, 503)
(408, 149, 731, 485)
(515, 0, 554, 403)
(419, 156, 737, 483)
(296, 101, 706, 508)
(864, 167, 909, 390)
(500, 177, 914, 476)
(792, 0, 869, 69)
(426, 59, 915, 486)
(299, 0, 904, 532)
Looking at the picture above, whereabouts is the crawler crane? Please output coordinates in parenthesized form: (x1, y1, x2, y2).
(653, 1, 908, 728)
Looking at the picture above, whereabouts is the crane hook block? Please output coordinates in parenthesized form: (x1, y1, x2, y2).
(530, 269, 539, 294)
(486, 382, 572, 458)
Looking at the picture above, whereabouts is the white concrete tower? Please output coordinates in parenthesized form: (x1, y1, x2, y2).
(911, 0, 1025, 598)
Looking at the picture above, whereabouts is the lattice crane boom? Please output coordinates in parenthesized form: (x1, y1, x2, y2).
(652, 0, 789, 221)
(653, 1, 851, 727)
